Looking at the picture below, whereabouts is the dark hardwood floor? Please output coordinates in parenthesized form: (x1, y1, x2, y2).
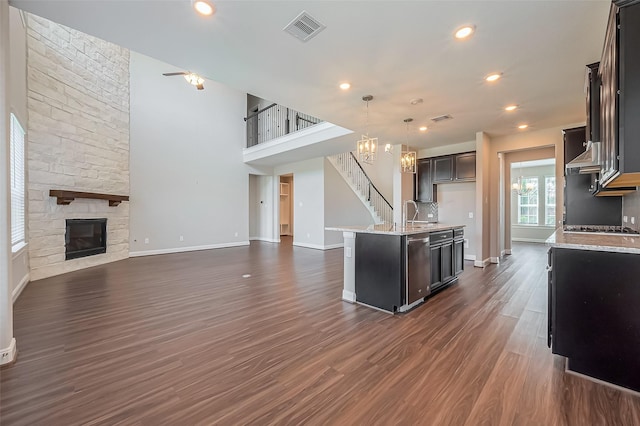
(1, 241, 639, 425)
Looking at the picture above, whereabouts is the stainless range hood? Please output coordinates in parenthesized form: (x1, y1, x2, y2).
(565, 141, 601, 174)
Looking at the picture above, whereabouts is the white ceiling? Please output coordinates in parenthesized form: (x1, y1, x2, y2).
(11, 0, 610, 154)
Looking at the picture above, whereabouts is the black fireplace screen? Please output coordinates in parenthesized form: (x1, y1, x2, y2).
(65, 219, 107, 260)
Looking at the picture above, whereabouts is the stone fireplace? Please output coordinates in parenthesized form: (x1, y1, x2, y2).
(26, 15, 130, 280)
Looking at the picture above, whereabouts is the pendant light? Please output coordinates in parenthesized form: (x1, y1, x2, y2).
(512, 162, 535, 195)
(356, 95, 378, 164)
(401, 118, 417, 174)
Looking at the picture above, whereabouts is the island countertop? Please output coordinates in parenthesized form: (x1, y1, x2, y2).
(325, 223, 464, 236)
(546, 228, 640, 254)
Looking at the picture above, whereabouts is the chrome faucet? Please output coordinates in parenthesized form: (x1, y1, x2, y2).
(403, 200, 419, 226)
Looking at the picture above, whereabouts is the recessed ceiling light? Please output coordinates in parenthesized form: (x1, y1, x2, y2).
(485, 73, 502, 82)
(518, 124, 528, 130)
(419, 126, 428, 132)
(505, 105, 518, 112)
(410, 98, 423, 105)
(339, 82, 351, 90)
(192, 0, 215, 16)
(455, 25, 475, 40)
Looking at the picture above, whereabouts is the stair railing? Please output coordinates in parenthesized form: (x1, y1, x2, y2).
(332, 152, 394, 224)
(244, 103, 323, 147)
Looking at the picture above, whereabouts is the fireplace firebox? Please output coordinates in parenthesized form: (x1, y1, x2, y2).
(65, 219, 107, 260)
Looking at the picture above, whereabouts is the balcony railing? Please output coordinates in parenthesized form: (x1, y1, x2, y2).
(244, 103, 323, 148)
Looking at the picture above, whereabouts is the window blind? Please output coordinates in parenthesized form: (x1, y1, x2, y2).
(10, 113, 25, 248)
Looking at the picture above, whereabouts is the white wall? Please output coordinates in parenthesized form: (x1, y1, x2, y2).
(274, 158, 326, 249)
(9, 6, 28, 299)
(129, 52, 249, 255)
(360, 147, 394, 202)
(324, 158, 375, 246)
(436, 182, 477, 258)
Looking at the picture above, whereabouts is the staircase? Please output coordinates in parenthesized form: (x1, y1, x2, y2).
(328, 152, 393, 224)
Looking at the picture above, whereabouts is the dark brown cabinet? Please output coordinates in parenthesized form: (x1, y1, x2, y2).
(454, 152, 476, 181)
(429, 229, 462, 294)
(433, 157, 454, 183)
(599, 1, 640, 188)
(416, 159, 436, 202)
(548, 247, 640, 392)
(453, 230, 464, 276)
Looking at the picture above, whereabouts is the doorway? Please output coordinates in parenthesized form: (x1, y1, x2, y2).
(279, 175, 294, 238)
(504, 151, 557, 250)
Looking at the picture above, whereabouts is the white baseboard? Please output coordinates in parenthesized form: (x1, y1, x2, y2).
(293, 242, 343, 250)
(490, 257, 500, 264)
(249, 237, 280, 243)
(500, 249, 506, 257)
(12, 273, 30, 304)
(0, 338, 17, 366)
(342, 289, 356, 303)
(474, 258, 491, 268)
(505, 249, 512, 255)
(464, 254, 476, 261)
(130, 241, 250, 257)
(512, 238, 547, 243)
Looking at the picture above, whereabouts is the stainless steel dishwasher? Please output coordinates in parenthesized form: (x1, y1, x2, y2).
(406, 233, 430, 305)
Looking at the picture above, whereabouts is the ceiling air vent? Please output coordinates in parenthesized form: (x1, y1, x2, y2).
(283, 11, 326, 42)
(430, 114, 453, 123)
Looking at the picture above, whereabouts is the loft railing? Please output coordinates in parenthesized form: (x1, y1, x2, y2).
(331, 152, 394, 224)
(244, 103, 323, 148)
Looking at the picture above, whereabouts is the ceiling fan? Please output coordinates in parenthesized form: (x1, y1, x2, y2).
(162, 71, 205, 90)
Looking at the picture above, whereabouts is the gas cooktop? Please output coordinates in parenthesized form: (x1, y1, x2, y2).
(563, 225, 640, 235)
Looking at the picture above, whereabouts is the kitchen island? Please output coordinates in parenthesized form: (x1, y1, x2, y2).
(546, 228, 640, 393)
(326, 223, 465, 313)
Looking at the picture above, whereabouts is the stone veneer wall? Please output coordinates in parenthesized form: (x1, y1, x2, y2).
(26, 15, 130, 280)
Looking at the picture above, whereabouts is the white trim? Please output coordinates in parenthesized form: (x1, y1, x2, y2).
(129, 241, 250, 257)
(12, 273, 29, 303)
(512, 237, 547, 243)
(505, 249, 512, 255)
(0, 338, 17, 366)
(474, 258, 491, 268)
(464, 254, 476, 261)
(324, 243, 344, 250)
(249, 237, 280, 243)
(292, 242, 342, 250)
(500, 249, 506, 257)
(11, 241, 27, 257)
(342, 289, 356, 303)
(490, 257, 500, 264)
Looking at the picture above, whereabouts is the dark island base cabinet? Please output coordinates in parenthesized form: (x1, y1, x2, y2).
(548, 247, 640, 392)
(355, 228, 464, 313)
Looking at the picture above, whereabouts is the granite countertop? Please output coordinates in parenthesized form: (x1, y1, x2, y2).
(546, 229, 640, 254)
(325, 223, 464, 236)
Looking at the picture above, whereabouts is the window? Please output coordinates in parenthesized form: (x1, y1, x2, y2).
(10, 113, 26, 250)
(545, 176, 556, 226)
(517, 177, 539, 225)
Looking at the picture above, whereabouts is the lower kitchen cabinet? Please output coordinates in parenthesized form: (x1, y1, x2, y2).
(453, 238, 464, 275)
(548, 247, 640, 392)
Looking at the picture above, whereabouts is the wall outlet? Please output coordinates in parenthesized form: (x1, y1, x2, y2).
(624, 216, 628, 223)
(299, 202, 303, 207)
(179, 235, 184, 241)
(427, 213, 434, 218)
(464, 238, 469, 249)
(307, 233, 310, 238)
(144, 237, 149, 244)
(234, 232, 238, 237)
(632, 217, 636, 225)
(468, 212, 474, 219)
(345, 247, 352, 258)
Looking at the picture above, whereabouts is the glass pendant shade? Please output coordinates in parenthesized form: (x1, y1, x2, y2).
(401, 151, 417, 173)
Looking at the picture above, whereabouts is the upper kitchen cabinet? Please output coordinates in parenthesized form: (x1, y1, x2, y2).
(432, 152, 476, 183)
(433, 157, 454, 183)
(600, 1, 640, 189)
(454, 152, 476, 181)
(416, 158, 436, 202)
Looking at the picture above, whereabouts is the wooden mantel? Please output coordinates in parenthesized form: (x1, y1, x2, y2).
(49, 190, 129, 207)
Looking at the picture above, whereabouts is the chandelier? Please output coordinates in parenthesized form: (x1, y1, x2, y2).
(512, 162, 535, 195)
(401, 118, 417, 174)
(356, 95, 377, 164)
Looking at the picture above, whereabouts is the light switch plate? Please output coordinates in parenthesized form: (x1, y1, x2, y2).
(345, 247, 352, 258)
(468, 212, 474, 219)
